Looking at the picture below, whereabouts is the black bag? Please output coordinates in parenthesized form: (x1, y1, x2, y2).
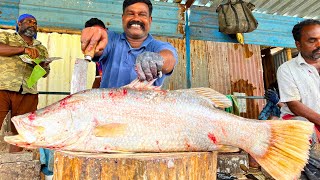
(216, 0, 258, 34)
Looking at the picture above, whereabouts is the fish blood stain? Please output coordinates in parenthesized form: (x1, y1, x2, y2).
(60, 95, 73, 107)
(60, 99, 68, 107)
(108, 89, 128, 98)
(208, 133, 217, 144)
(28, 112, 36, 121)
(122, 89, 128, 95)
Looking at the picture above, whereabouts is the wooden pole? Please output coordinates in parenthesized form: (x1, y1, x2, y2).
(285, 48, 292, 61)
(54, 151, 218, 180)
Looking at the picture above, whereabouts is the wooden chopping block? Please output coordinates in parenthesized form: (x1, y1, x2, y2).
(54, 151, 218, 180)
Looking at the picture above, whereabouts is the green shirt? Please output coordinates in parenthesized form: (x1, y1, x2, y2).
(0, 31, 49, 94)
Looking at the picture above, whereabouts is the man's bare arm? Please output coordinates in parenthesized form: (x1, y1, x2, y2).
(287, 101, 320, 125)
(0, 43, 24, 56)
(0, 43, 40, 59)
(159, 49, 176, 74)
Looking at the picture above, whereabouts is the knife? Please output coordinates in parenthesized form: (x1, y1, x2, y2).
(70, 45, 95, 94)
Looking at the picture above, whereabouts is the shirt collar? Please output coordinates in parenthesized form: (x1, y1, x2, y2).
(296, 53, 308, 65)
(121, 33, 153, 49)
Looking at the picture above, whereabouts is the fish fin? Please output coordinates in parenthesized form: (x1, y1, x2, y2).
(94, 123, 128, 137)
(191, 87, 232, 108)
(249, 120, 313, 180)
(123, 78, 162, 91)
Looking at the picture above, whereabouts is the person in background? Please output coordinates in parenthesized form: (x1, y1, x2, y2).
(0, 14, 50, 152)
(277, 19, 320, 179)
(80, 0, 178, 88)
(277, 19, 320, 143)
(258, 81, 284, 120)
(84, 18, 106, 88)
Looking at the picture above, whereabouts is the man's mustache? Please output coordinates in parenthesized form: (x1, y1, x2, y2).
(127, 21, 145, 30)
(22, 27, 36, 37)
(27, 26, 36, 31)
(22, 27, 36, 33)
(312, 47, 320, 54)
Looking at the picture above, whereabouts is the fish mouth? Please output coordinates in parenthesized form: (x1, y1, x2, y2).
(4, 135, 37, 148)
(4, 123, 45, 149)
(11, 115, 45, 142)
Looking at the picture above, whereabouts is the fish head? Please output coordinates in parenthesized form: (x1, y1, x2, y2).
(5, 105, 81, 149)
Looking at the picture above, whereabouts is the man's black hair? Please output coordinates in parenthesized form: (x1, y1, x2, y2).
(85, 18, 106, 29)
(123, 0, 153, 15)
(292, 19, 320, 42)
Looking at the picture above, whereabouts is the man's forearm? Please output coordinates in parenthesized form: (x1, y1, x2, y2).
(287, 101, 320, 126)
(0, 43, 24, 56)
(159, 49, 176, 74)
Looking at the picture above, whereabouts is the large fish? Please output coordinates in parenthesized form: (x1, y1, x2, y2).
(5, 80, 313, 180)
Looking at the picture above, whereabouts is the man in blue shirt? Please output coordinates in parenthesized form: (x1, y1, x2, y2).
(81, 0, 178, 88)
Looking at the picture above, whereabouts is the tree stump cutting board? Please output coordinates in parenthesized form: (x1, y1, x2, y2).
(54, 151, 218, 180)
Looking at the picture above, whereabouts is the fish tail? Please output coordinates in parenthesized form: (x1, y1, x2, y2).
(250, 120, 313, 180)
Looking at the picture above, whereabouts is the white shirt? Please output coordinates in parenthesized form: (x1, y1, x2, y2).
(277, 53, 320, 117)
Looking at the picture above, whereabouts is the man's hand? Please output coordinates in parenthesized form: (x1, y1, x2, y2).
(81, 26, 108, 56)
(135, 52, 164, 81)
(264, 89, 280, 104)
(25, 47, 39, 59)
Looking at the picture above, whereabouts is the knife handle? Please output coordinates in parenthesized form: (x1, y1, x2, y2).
(84, 44, 97, 61)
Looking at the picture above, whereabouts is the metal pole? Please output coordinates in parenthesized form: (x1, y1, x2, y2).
(185, 9, 192, 88)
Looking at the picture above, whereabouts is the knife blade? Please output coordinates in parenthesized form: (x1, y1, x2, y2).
(70, 45, 96, 94)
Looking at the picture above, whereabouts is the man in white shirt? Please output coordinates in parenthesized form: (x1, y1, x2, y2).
(277, 18, 320, 180)
(277, 19, 320, 143)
